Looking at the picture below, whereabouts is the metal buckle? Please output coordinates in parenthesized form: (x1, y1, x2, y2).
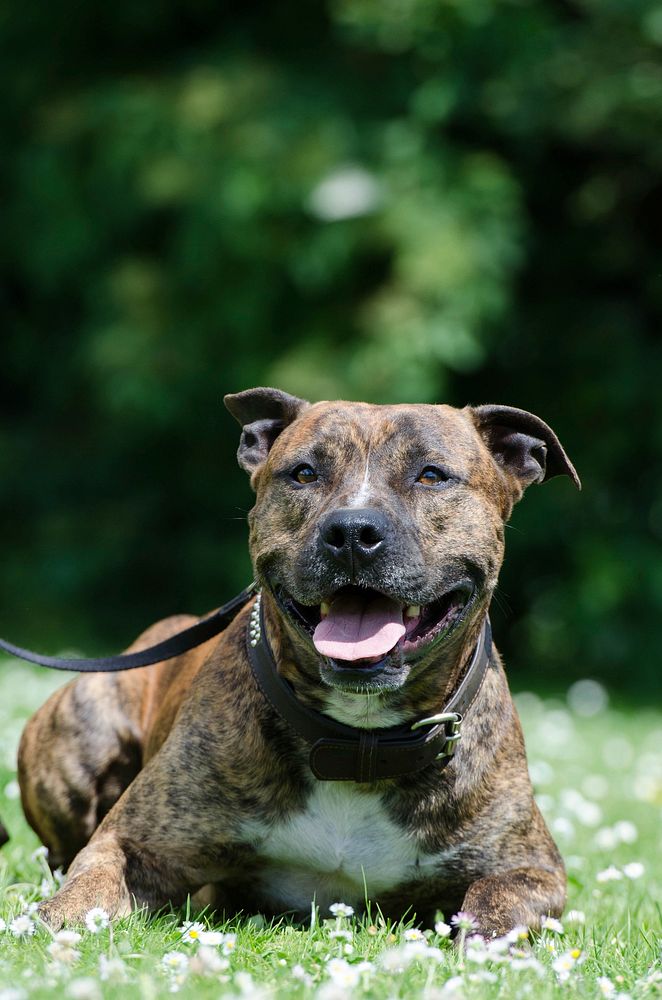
(410, 711, 461, 731)
(410, 711, 463, 761)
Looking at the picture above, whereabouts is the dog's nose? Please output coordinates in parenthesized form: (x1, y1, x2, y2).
(319, 507, 389, 570)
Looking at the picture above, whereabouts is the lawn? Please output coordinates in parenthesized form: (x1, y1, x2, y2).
(0, 660, 659, 998)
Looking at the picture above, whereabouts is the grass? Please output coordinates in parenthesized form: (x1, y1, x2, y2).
(0, 660, 660, 998)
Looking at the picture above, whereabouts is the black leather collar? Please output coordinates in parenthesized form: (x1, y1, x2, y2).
(246, 592, 493, 783)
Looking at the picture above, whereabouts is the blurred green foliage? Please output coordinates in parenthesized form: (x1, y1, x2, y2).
(1, 0, 661, 694)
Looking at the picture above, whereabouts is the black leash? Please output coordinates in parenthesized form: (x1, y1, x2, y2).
(0, 584, 256, 672)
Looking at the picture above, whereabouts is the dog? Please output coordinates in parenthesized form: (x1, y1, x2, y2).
(17, 387, 580, 935)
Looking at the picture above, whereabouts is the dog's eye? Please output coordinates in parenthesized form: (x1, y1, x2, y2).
(417, 466, 449, 486)
(292, 464, 318, 485)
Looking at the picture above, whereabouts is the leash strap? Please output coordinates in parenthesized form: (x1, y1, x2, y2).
(246, 596, 493, 782)
(0, 584, 257, 672)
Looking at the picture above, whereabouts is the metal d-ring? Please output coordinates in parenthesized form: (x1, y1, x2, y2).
(410, 710, 462, 732)
(410, 711, 463, 761)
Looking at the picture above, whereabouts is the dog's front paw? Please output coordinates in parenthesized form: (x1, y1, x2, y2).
(37, 896, 68, 931)
(37, 869, 130, 929)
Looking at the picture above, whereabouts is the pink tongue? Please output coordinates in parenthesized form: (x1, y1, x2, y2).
(313, 593, 406, 662)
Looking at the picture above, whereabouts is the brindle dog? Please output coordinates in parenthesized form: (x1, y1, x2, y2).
(18, 388, 580, 934)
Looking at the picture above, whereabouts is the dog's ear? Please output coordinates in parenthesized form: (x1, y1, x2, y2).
(469, 404, 581, 495)
(224, 387, 309, 474)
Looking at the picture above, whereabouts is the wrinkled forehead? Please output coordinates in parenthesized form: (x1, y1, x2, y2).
(269, 401, 481, 467)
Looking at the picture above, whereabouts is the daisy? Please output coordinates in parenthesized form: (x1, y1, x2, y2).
(451, 911, 478, 932)
(47, 940, 80, 965)
(597, 866, 623, 883)
(622, 862, 644, 879)
(435, 920, 452, 938)
(198, 930, 226, 946)
(326, 957, 360, 987)
(84, 907, 110, 933)
(179, 920, 205, 943)
(541, 916, 564, 933)
(221, 932, 237, 955)
(98, 955, 127, 982)
(162, 951, 189, 974)
(328, 902, 354, 918)
(55, 930, 82, 945)
(403, 927, 425, 942)
(9, 915, 35, 938)
(552, 948, 581, 982)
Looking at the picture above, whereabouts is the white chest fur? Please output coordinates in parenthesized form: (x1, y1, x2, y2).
(242, 783, 455, 916)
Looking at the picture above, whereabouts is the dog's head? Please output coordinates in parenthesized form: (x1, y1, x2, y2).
(225, 387, 579, 695)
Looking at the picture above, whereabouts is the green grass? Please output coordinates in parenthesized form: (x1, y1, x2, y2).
(0, 661, 660, 998)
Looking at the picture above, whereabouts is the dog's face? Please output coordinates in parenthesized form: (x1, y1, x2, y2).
(226, 388, 579, 694)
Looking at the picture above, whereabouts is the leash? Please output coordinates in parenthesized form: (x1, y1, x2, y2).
(0, 584, 257, 672)
(246, 591, 493, 783)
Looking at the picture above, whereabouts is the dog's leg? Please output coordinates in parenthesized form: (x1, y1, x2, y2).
(37, 833, 135, 928)
(37, 821, 217, 930)
(35, 733, 244, 929)
(459, 866, 567, 937)
(18, 674, 143, 871)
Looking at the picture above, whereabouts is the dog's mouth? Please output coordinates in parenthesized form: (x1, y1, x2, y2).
(275, 582, 475, 670)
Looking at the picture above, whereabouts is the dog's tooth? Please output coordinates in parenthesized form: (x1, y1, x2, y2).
(320, 601, 330, 618)
(405, 605, 421, 619)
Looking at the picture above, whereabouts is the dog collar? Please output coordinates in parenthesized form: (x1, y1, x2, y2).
(245, 592, 493, 783)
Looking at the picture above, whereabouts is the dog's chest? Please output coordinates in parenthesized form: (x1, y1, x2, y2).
(243, 783, 447, 915)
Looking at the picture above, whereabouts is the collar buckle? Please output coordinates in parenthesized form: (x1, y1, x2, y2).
(410, 711, 463, 760)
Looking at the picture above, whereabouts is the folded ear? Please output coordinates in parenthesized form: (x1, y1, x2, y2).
(469, 404, 581, 495)
(224, 387, 309, 475)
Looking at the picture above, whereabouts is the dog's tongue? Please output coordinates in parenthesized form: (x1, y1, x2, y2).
(313, 593, 405, 662)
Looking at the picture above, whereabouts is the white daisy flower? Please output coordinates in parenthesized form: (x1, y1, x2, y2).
(379, 948, 406, 973)
(403, 927, 425, 942)
(440, 975, 465, 997)
(328, 902, 354, 918)
(179, 920, 205, 943)
(552, 948, 581, 981)
(466, 940, 489, 965)
(66, 977, 99, 999)
(162, 951, 189, 973)
(403, 941, 441, 961)
(622, 862, 644, 879)
(506, 925, 529, 943)
(191, 947, 229, 974)
(325, 958, 360, 987)
(84, 907, 110, 933)
(197, 930, 225, 946)
(511, 956, 545, 975)
(597, 866, 623, 883)
(451, 911, 478, 932)
(541, 916, 564, 933)
(613, 820, 638, 844)
(597, 977, 616, 997)
(565, 910, 586, 924)
(47, 940, 80, 965)
(435, 920, 452, 938)
(329, 928, 352, 941)
(9, 915, 35, 938)
(221, 932, 237, 955)
(55, 930, 82, 945)
(98, 955, 127, 982)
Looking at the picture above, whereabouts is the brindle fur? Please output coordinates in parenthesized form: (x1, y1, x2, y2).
(18, 393, 578, 935)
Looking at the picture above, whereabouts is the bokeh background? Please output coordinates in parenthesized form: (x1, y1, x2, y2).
(2, 0, 661, 696)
